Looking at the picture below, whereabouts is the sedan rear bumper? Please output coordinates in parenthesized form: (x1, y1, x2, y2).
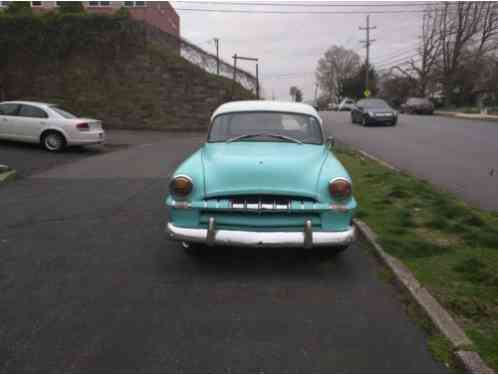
(67, 131, 105, 146)
(166, 220, 355, 249)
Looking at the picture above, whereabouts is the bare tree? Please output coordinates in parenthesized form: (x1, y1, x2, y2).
(475, 2, 498, 56)
(295, 88, 303, 102)
(289, 86, 298, 101)
(380, 2, 498, 106)
(433, 2, 498, 104)
(407, 10, 442, 96)
(315, 46, 361, 102)
(289, 86, 303, 102)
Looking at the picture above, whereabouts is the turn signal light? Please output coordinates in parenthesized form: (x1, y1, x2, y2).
(329, 178, 352, 200)
(170, 175, 193, 197)
(76, 123, 90, 131)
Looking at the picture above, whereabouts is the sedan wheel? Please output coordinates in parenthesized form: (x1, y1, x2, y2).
(42, 131, 66, 152)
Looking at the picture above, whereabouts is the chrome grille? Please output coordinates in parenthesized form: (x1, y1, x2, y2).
(206, 195, 316, 212)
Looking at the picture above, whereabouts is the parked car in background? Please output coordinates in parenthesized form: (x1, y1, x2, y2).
(351, 98, 398, 126)
(400, 97, 434, 114)
(166, 101, 356, 254)
(337, 98, 355, 111)
(0, 101, 104, 151)
(329, 102, 339, 111)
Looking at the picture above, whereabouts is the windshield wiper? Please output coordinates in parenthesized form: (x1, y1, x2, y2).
(226, 132, 302, 144)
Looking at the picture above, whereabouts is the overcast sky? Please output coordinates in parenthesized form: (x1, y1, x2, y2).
(170, 1, 424, 101)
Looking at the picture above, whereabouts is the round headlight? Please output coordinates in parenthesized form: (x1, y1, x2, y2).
(329, 178, 352, 200)
(170, 175, 193, 197)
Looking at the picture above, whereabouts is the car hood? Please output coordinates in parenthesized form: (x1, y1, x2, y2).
(201, 142, 328, 199)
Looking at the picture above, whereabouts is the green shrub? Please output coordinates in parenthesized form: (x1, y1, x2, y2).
(115, 7, 130, 18)
(57, 2, 85, 14)
(487, 106, 498, 115)
(462, 107, 480, 114)
(4, 1, 32, 15)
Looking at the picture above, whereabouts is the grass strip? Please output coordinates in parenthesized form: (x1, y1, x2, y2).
(334, 145, 498, 370)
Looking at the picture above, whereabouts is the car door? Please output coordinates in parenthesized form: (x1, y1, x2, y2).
(14, 104, 50, 141)
(0, 103, 21, 139)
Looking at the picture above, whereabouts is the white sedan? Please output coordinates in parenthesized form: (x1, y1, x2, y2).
(0, 101, 105, 152)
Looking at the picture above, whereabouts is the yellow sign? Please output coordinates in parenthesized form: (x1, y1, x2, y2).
(364, 89, 371, 97)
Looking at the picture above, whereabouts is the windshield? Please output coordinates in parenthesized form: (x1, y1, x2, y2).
(208, 111, 323, 144)
(51, 106, 78, 119)
(359, 99, 390, 109)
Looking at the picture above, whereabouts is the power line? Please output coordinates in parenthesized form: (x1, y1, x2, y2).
(173, 1, 439, 7)
(376, 53, 420, 69)
(173, 7, 444, 15)
(373, 48, 420, 65)
(263, 72, 314, 79)
(377, 57, 423, 73)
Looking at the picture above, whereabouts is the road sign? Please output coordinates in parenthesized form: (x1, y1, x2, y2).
(364, 89, 371, 97)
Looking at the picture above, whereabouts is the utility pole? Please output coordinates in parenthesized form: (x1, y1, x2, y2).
(214, 38, 220, 75)
(359, 15, 376, 95)
(232, 54, 259, 99)
(256, 63, 259, 99)
(232, 54, 238, 99)
(314, 82, 318, 103)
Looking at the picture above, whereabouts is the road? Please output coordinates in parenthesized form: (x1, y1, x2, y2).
(322, 111, 498, 212)
(0, 131, 444, 372)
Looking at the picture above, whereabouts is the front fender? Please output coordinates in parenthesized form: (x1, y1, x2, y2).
(316, 151, 357, 209)
(166, 146, 205, 204)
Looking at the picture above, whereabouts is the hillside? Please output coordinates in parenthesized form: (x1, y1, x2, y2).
(0, 12, 255, 130)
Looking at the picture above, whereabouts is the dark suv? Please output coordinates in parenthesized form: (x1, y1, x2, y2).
(400, 97, 434, 115)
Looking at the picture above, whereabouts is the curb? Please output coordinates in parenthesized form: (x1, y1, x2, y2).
(0, 169, 17, 184)
(357, 150, 401, 172)
(435, 111, 498, 122)
(353, 219, 494, 374)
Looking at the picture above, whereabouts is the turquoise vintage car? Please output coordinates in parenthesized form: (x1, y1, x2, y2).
(166, 101, 356, 252)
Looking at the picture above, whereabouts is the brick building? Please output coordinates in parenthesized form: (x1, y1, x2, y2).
(0, 1, 180, 36)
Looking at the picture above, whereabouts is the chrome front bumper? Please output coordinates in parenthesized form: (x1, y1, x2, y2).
(166, 218, 355, 249)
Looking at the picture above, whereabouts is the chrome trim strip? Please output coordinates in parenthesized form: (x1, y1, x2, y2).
(329, 176, 352, 184)
(167, 223, 355, 248)
(247, 203, 259, 210)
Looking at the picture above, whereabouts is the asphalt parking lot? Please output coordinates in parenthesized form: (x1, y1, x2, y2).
(323, 111, 498, 211)
(0, 130, 444, 372)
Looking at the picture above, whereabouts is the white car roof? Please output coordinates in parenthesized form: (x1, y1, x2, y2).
(0, 101, 55, 109)
(212, 100, 320, 121)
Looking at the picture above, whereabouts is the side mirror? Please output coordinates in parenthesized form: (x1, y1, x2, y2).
(327, 136, 335, 148)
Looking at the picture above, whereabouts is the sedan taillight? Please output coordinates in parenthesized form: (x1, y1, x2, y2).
(76, 123, 90, 131)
